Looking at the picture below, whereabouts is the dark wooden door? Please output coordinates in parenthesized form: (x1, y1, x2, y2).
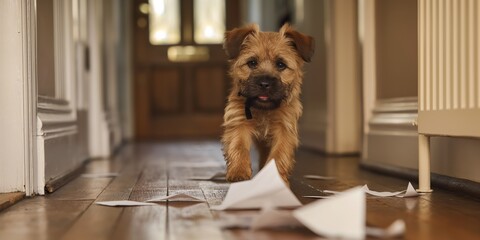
(134, 0, 239, 139)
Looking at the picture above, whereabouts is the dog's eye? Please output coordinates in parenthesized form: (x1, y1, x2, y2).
(247, 60, 258, 69)
(276, 61, 287, 71)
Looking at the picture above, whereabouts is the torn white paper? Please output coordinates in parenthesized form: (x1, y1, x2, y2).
(211, 160, 302, 210)
(398, 182, 421, 198)
(251, 204, 405, 238)
(363, 182, 421, 198)
(219, 187, 406, 239)
(188, 172, 226, 181)
(147, 193, 205, 202)
(362, 185, 404, 197)
(251, 205, 303, 230)
(303, 174, 335, 180)
(317, 182, 421, 198)
(95, 200, 157, 207)
(81, 172, 119, 178)
(293, 187, 366, 239)
(366, 219, 406, 238)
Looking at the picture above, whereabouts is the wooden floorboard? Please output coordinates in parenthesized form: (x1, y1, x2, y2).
(0, 192, 24, 211)
(112, 161, 168, 240)
(1, 141, 480, 240)
(292, 149, 480, 240)
(60, 146, 147, 240)
(46, 177, 112, 201)
(0, 198, 91, 240)
(166, 146, 225, 240)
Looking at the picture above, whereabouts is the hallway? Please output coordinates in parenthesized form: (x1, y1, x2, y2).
(1, 142, 479, 240)
(1, 0, 480, 239)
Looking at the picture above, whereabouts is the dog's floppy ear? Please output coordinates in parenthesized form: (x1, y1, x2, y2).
(281, 24, 315, 62)
(224, 24, 258, 59)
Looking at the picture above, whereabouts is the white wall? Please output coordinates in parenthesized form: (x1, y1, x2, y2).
(0, 1, 26, 193)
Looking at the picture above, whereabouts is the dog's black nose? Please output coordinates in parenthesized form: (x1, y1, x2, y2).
(259, 81, 270, 89)
(256, 76, 276, 89)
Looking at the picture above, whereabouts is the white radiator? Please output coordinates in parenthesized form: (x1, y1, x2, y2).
(417, 0, 480, 191)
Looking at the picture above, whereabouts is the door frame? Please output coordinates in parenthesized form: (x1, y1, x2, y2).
(0, 0, 38, 195)
(23, 0, 40, 196)
(298, 0, 361, 154)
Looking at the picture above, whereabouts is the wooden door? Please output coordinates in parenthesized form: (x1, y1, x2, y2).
(133, 0, 239, 139)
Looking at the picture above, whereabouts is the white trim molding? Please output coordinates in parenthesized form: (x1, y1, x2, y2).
(37, 97, 78, 140)
(369, 97, 418, 135)
(22, 0, 40, 196)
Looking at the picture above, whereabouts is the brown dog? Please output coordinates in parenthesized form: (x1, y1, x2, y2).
(221, 24, 314, 183)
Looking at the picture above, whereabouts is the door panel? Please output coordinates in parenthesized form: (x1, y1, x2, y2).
(151, 68, 182, 114)
(134, 0, 239, 139)
(193, 66, 227, 112)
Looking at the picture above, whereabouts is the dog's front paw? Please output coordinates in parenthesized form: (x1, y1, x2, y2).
(226, 167, 252, 182)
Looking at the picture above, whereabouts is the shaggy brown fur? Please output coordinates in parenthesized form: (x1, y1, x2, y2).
(221, 24, 314, 183)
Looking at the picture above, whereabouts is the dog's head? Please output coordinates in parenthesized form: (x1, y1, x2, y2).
(224, 24, 314, 110)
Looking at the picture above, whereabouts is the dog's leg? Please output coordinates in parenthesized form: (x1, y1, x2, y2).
(222, 124, 254, 182)
(266, 123, 299, 184)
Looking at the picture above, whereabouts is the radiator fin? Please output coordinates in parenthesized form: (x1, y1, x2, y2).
(419, 0, 479, 111)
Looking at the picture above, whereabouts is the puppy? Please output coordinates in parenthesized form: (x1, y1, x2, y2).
(221, 24, 314, 183)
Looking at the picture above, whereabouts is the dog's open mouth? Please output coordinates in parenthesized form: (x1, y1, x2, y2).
(250, 95, 282, 110)
(258, 95, 269, 101)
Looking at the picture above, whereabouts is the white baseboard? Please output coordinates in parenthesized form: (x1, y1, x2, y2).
(363, 97, 420, 171)
(36, 97, 89, 195)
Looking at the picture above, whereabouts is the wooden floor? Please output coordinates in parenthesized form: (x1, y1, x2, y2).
(1, 141, 480, 240)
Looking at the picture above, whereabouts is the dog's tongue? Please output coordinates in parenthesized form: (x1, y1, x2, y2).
(258, 95, 269, 101)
